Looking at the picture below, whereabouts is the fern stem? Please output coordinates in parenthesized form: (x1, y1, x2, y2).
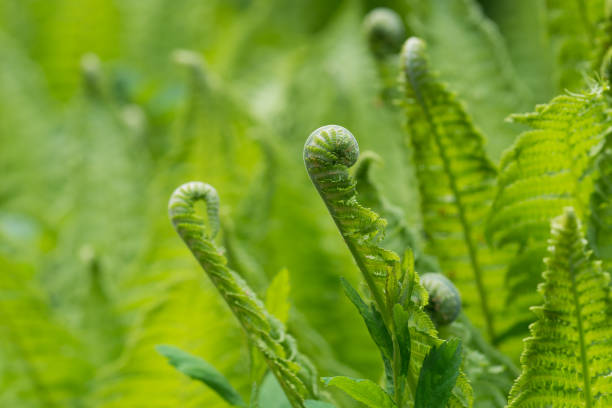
(568, 246, 593, 408)
(402, 38, 496, 342)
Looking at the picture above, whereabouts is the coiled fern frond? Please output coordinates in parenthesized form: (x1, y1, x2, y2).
(168, 182, 316, 408)
(508, 207, 612, 408)
(304, 125, 472, 408)
(400, 36, 509, 345)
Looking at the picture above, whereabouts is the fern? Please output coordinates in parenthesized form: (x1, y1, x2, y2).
(508, 208, 612, 408)
(304, 125, 472, 408)
(487, 85, 611, 317)
(404, 0, 530, 158)
(168, 181, 317, 408)
(400, 36, 512, 346)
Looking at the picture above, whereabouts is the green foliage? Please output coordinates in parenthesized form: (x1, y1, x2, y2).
(304, 125, 472, 408)
(400, 36, 509, 345)
(323, 376, 396, 408)
(414, 339, 463, 408)
(168, 182, 316, 408)
(508, 208, 612, 408)
(404, 0, 530, 159)
(3, 1, 612, 407)
(156, 345, 246, 407)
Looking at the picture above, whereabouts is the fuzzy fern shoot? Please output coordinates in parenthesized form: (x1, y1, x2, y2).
(508, 207, 612, 408)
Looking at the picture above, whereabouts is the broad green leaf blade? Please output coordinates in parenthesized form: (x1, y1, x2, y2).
(156, 345, 246, 407)
(507, 208, 612, 407)
(266, 268, 291, 325)
(392, 304, 411, 379)
(322, 376, 396, 408)
(340, 278, 393, 361)
(414, 339, 463, 408)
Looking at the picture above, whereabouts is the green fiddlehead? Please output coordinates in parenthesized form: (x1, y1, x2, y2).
(303, 125, 397, 318)
(420, 273, 461, 327)
(304, 126, 473, 408)
(169, 182, 315, 408)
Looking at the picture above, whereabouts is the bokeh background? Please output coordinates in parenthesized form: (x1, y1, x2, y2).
(0, 0, 576, 406)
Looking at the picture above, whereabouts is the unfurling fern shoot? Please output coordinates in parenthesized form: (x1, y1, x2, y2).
(304, 125, 473, 408)
(169, 182, 316, 408)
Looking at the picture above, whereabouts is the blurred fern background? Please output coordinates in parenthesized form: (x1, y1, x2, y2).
(0, 0, 601, 407)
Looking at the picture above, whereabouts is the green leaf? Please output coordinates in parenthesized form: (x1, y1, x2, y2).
(414, 338, 463, 408)
(156, 345, 246, 407)
(392, 304, 411, 379)
(507, 208, 612, 408)
(322, 376, 396, 408)
(258, 372, 292, 408)
(340, 278, 393, 361)
(266, 268, 291, 325)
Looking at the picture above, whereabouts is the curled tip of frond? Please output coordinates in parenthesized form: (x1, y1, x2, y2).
(601, 47, 612, 82)
(303, 125, 359, 171)
(420, 273, 462, 326)
(400, 36, 428, 77)
(168, 181, 221, 239)
(363, 7, 406, 59)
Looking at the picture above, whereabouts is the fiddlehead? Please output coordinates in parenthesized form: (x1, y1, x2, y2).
(304, 127, 472, 408)
(304, 125, 396, 316)
(363, 7, 406, 60)
(169, 182, 315, 408)
(420, 273, 461, 327)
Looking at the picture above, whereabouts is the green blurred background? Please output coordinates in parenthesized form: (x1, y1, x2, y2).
(0, 0, 567, 406)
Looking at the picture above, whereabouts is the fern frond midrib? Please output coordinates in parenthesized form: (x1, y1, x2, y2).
(567, 249, 593, 408)
(405, 65, 496, 342)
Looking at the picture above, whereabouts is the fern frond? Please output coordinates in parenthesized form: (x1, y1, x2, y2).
(169, 182, 316, 408)
(508, 208, 612, 408)
(400, 37, 509, 345)
(404, 0, 530, 158)
(488, 86, 611, 248)
(304, 125, 472, 408)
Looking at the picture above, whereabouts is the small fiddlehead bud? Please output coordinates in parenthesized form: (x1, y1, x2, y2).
(363, 8, 406, 59)
(420, 273, 462, 326)
(169, 182, 315, 407)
